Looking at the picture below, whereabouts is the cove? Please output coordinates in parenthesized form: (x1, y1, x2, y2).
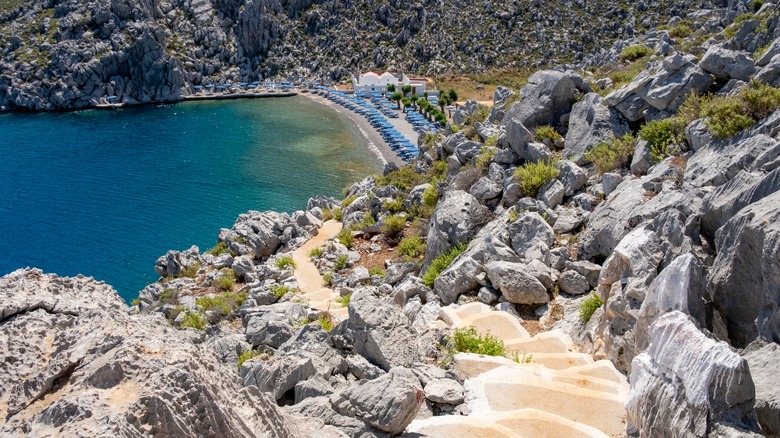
(0, 97, 382, 302)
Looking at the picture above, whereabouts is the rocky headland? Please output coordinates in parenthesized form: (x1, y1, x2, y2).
(3, 1, 780, 437)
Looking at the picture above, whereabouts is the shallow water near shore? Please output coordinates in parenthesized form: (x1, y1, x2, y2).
(0, 97, 382, 301)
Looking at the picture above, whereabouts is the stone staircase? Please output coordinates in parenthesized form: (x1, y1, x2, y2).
(408, 303, 629, 438)
(291, 220, 349, 320)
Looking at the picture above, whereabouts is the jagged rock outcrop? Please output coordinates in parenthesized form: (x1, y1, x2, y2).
(423, 190, 491, 268)
(563, 92, 629, 165)
(0, 268, 295, 437)
(503, 70, 590, 130)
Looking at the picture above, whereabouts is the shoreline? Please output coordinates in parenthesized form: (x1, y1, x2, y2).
(299, 92, 406, 168)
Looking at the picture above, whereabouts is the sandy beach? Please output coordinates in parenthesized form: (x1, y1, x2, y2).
(300, 92, 412, 168)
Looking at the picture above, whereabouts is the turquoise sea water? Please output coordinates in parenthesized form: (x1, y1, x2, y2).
(0, 97, 381, 301)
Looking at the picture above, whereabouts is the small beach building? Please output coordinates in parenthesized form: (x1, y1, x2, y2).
(351, 72, 428, 95)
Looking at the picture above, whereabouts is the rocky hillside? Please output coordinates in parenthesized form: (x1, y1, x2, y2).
(3, 2, 780, 437)
(0, 0, 726, 110)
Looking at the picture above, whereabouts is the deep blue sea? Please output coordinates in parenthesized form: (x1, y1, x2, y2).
(0, 97, 381, 301)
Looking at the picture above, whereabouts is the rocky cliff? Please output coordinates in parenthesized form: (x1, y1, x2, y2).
(1, 0, 725, 110)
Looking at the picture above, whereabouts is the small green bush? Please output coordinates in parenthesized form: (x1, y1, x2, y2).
(534, 125, 563, 143)
(751, 0, 764, 11)
(369, 268, 385, 278)
(619, 45, 653, 61)
(579, 292, 605, 322)
(476, 147, 497, 169)
(159, 287, 179, 305)
(275, 255, 297, 270)
(309, 247, 324, 258)
(336, 292, 352, 307)
(180, 311, 207, 330)
(382, 214, 407, 238)
(332, 208, 343, 221)
(754, 42, 771, 60)
(449, 326, 506, 356)
(383, 197, 404, 213)
(485, 135, 499, 147)
(321, 208, 334, 221)
(741, 81, 780, 120)
(430, 160, 448, 182)
(179, 262, 201, 278)
(639, 118, 684, 161)
(130, 297, 141, 307)
(422, 184, 439, 207)
(336, 227, 353, 249)
(584, 133, 637, 175)
(462, 105, 491, 126)
(704, 97, 755, 138)
(375, 165, 427, 191)
(270, 284, 294, 300)
(334, 254, 349, 271)
(206, 241, 234, 256)
(323, 271, 333, 286)
(316, 314, 335, 332)
(514, 160, 560, 197)
(422, 242, 468, 287)
(237, 349, 268, 370)
(398, 236, 425, 258)
(669, 22, 693, 39)
(352, 213, 376, 231)
(341, 195, 359, 209)
(214, 275, 235, 292)
(196, 290, 247, 315)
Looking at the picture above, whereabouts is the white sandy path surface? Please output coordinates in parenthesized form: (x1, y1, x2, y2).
(300, 92, 420, 167)
(291, 220, 349, 320)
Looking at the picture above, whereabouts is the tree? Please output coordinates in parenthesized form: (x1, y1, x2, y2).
(410, 94, 419, 110)
(402, 97, 411, 112)
(423, 91, 429, 99)
(447, 89, 458, 103)
(438, 95, 450, 112)
(401, 84, 412, 96)
(387, 84, 396, 93)
(390, 92, 403, 109)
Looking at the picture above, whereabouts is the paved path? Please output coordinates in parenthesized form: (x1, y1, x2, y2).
(291, 221, 349, 320)
(409, 303, 629, 438)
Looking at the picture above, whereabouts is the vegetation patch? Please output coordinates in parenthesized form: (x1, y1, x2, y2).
(270, 284, 295, 300)
(476, 147, 497, 169)
(206, 241, 234, 256)
(336, 227, 353, 248)
(375, 165, 427, 191)
(180, 311, 208, 330)
(315, 314, 335, 332)
(274, 255, 297, 270)
(579, 292, 605, 322)
(514, 160, 560, 197)
(334, 254, 349, 271)
(381, 214, 407, 238)
(196, 290, 247, 316)
(179, 262, 201, 278)
(336, 292, 352, 307)
(447, 326, 506, 356)
(341, 195, 359, 209)
(534, 125, 563, 143)
(383, 197, 404, 213)
(703, 82, 780, 138)
(398, 236, 426, 258)
(422, 242, 468, 287)
(639, 118, 685, 161)
(237, 349, 269, 370)
(584, 133, 636, 174)
(309, 247, 324, 258)
(214, 274, 236, 292)
(618, 44, 653, 61)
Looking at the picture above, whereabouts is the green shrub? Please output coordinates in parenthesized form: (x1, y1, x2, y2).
(336, 227, 353, 249)
(309, 247, 324, 258)
(206, 241, 234, 256)
(352, 213, 376, 231)
(513, 353, 534, 363)
(323, 272, 333, 286)
(462, 105, 490, 126)
(332, 208, 343, 221)
(196, 290, 247, 315)
(214, 275, 235, 292)
(584, 133, 636, 175)
(476, 147, 497, 169)
(375, 165, 427, 191)
(676, 92, 712, 127)
(316, 314, 335, 332)
(534, 125, 563, 143)
(334, 254, 349, 271)
(422, 242, 468, 287)
(341, 195, 359, 209)
(336, 292, 352, 307)
(619, 45, 653, 61)
(579, 292, 605, 322)
(180, 311, 207, 330)
(754, 42, 771, 60)
(741, 81, 780, 120)
(275, 255, 297, 270)
(430, 160, 448, 182)
(383, 197, 404, 213)
(639, 118, 684, 161)
(179, 262, 201, 278)
(398, 236, 425, 258)
(130, 297, 141, 307)
(422, 184, 439, 207)
(514, 160, 560, 197)
(382, 214, 407, 238)
(704, 97, 755, 138)
(270, 284, 294, 300)
(237, 349, 268, 370)
(485, 135, 499, 147)
(751, 0, 764, 11)
(321, 208, 334, 221)
(448, 326, 506, 356)
(159, 287, 179, 305)
(669, 22, 693, 39)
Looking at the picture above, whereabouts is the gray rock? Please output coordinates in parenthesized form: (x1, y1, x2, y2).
(606, 53, 713, 122)
(477, 286, 501, 305)
(743, 342, 780, 436)
(602, 173, 624, 197)
(470, 176, 503, 201)
(424, 378, 465, 405)
(232, 255, 256, 280)
(502, 118, 534, 155)
(756, 40, 780, 67)
(626, 312, 759, 437)
(384, 262, 420, 285)
(699, 45, 756, 81)
(685, 119, 714, 152)
(348, 266, 371, 287)
(503, 70, 590, 130)
(207, 333, 252, 365)
(278, 325, 347, 378)
(549, 247, 570, 271)
(423, 190, 492, 268)
(454, 141, 483, 164)
(391, 276, 431, 307)
(537, 179, 565, 209)
(509, 212, 554, 261)
(241, 354, 317, 400)
(558, 270, 590, 295)
(246, 319, 294, 349)
(566, 260, 602, 288)
(557, 160, 588, 196)
(563, 93, 629, 164)
(404, 183, 432, 211)
(709, 191, 780, 348)
(346, 355, 386, 380)
(287, 396, 374, 437)
(485, 261, 549, 304)
(347, 294, 420, 370)
(294, 377, 334, 404)
(154, 245, 202, 277)
(0, 269, 294, 437)
(332, 367, 424, 435)
(630, 138, 654, 175)
(552, 207, 583, 234)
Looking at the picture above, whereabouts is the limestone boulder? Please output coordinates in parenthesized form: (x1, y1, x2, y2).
(626, 312, 759, 437)
(743, 342, 780, 436)
(699, 45, 756, 81)
(423, 190, 492, 268)
(484, 261, 549, 304)
(424, 378, 465, 405)
(503, 70, 590, 130)
(563, 92, 629, 165)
